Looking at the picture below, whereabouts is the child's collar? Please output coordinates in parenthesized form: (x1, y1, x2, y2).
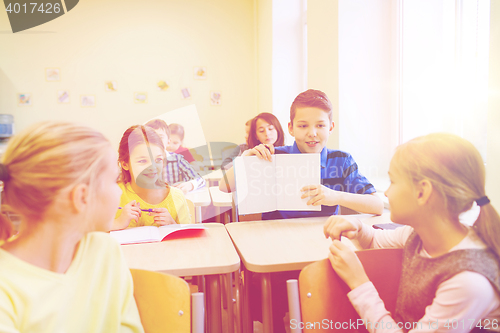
(291, 142, 328, 168)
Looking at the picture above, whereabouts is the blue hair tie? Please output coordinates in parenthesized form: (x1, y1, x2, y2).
(476, 196, 490, 207)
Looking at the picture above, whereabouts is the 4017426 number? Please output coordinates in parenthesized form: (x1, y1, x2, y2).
(5, 3, 61, 14)
(444, 319, 498, 330)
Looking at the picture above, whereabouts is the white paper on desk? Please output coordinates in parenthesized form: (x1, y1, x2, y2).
(234, 154, 321, 215)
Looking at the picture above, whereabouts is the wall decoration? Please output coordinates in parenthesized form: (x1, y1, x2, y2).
(210, 91, 221, 106)
(105, 81, 117, 92)
(81, 95, 96, 107)
(18, 93, 32, 106)
(45, 68, 60, 81)
(157, 80, 170, 91)
(57, 90, 70, 104)
(180, 87, 191, 99)
(193, 67, 207, 80)
(134, 92, 148, 104)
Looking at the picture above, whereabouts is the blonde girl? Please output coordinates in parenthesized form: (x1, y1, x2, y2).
(113, 125, 190, 230)
(0, 122, 144, 333)
(324, 133, 500, 333)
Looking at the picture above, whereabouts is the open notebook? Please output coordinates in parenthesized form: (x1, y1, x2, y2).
(110, 224, 207, 245)
(234, 154, 321, 215)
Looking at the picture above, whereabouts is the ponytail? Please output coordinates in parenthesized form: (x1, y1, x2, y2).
(393, 133, 500, 259)
(474, 203, 500, 260)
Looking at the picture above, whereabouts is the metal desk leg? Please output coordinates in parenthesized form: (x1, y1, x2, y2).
(242, 269, 252, 333)
(234, 270, 242, 333)
(195, 206, 202, 223)
(206, 275, 222, 333)
(223, 209, 231, 224)
(226, 272, 234, 333)
(195, 275, 205, 293)
(261, 273, 273, 333)
(215, 206, 221, 223)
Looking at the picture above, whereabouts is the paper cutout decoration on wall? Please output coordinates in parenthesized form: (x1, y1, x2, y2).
(134, 92, 148, 104)
(181, 88, 191, 99)
(105, 81, 117, 92)
(193, 67, 207, 80)
(81, 95, 96, 107)
(45, 68, 60, 81)
(57, 90, 70, 104)
(210, 91, 221, 106)
(18, 93, 32, 106)
(157, 80, 170, 91)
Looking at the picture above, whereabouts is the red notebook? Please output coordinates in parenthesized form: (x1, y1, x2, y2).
(110, 224, 207, 245)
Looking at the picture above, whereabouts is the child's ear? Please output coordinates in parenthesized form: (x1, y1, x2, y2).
(288, 122, 295, 137)
(70, 183, 89, 214)
(415, 179, 433, 206)
(329, 121, 335, 134)
(121, 161, 130, 171)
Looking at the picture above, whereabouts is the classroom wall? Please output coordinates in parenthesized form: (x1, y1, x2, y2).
(272, 0, 306, 145)
(0, 0, 256, 148)
(486, 0, 500, 208)
(256, 0, 273, 119)
(307, 0, 340, 149)
(338, 0, 394, 184)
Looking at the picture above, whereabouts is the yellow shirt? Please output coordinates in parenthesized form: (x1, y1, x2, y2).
(0, 232, 144, 333)
(116, 182, 191, 227)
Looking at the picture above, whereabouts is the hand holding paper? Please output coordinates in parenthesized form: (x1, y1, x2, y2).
(301, 184, 344, 207)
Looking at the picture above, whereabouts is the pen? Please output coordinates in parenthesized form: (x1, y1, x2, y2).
(118, 207, 154, 212)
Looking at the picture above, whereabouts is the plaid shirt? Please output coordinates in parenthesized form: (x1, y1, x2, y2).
(162, 152, 205, 190)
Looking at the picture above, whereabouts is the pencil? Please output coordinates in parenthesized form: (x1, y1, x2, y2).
(118, 207, 154, 212)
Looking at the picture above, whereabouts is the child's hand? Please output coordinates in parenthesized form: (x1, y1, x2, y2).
(323, 215, 362, 241)
(300, 184, 342, 206)
(150, 208, 176, 226)
(174, 182, 194, 194)
(328, 240, 369, 290)
(113, 200, 142, 230)
(242, 144, 274, 162)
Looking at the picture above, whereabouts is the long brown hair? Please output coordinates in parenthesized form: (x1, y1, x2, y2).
(393, 132, 500, 259)
(248, 113, 285, 149)
(0, 122, 112, 242)
(117, 125, 166, 186)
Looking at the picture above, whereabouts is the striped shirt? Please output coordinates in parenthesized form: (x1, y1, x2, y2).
(262, 142, 375, 220)
(163, 152, 205, 190)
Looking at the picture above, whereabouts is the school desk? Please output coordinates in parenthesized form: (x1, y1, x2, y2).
(120, 223, 240, 333)
(203, 169, 225, 186)
(184, 186, 212, 223)
(209, 186, 233, 223)
(225, 213, 392, 333)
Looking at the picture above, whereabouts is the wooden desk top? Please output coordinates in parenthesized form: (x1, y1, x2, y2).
(209, 186, 232, 207)
(203, 169, 224, 181)
(185, 186, 212, 207)
(121, 223, 240, 276)
(225, 214, 392, 273)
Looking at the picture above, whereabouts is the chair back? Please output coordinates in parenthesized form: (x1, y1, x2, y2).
(130, 269, 191, 333)
(186, 198, 196, 224)
(298, 248, 403, 332)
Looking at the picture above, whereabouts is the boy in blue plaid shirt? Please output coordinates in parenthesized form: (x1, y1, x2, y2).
(146, 119, 205, 193)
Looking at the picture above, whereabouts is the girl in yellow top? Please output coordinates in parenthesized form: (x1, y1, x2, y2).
(0, 122, 144, 333)
(113, 125, 190, 230)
